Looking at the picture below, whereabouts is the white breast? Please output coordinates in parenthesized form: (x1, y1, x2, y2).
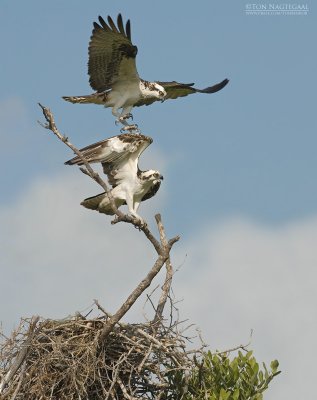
(107, 80, 141, 108)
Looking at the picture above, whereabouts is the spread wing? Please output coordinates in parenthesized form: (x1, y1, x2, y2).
(88, 14, 139, 92)
(134, 78, 229, 107)
(65, 134, 152, 188)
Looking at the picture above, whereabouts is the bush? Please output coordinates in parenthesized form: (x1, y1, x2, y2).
(167, 350, 280, 400)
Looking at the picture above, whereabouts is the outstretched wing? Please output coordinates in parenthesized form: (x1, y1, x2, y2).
(134, 78, 229, 107)
(88, 14, 139, 92)
(65, 134, 152, 188)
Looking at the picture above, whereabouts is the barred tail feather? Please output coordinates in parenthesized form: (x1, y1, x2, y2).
(81, 192, 125, 215)
(81, 192, 110, 213)
(62, 95, 96, 104)
(62, 93, 108, 105)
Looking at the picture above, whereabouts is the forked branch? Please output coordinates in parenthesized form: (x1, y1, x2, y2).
(38, 104, 180, 333)
(38, 103, 168, 254)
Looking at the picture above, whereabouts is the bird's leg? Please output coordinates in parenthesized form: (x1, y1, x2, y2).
(113, 106, 132, 125)
(130, 211, 145, 226)
(133, 201, 141, 213)
(115, 107, 140, 133)
(119, 113, 133, 122)
(126, 195, 145, 226)
(132, 201, 147, 227)
(112, 107, 128, 127)
(120, 106, 134, 122)
(115, 117, 130, 127)
(116, 114, 133, 126)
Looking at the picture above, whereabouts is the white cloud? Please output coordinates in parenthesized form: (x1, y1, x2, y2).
(173, 217, 317, 400)
(1, 173, 316, 399)
(0, 171, 168, 332)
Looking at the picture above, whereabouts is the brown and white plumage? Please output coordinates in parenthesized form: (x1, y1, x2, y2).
(134, 80, 229, 107)
(62, 14, 229, 130)
(65, 134, 163, 222)
(88, 14, 138, 92)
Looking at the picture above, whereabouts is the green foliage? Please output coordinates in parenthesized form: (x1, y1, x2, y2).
(165, 350, 280, 400)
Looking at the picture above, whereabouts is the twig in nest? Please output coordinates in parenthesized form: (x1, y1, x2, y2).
(0, 315, 39, 395)
(0, 312, 196, 399)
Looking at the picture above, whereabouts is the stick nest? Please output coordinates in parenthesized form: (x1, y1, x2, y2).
(0, 312, 195, 399)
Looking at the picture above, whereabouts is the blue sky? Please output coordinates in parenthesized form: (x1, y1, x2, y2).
(1, 0, 316, 233)
(0, 1, 316, 399)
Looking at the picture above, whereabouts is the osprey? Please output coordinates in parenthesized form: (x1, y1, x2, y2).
(65, 134, 163, 223)
(63, 14, 229, 130)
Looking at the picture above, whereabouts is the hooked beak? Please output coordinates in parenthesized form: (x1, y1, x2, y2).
(161, 93, 167, 103)
(160, 175, 164, 180)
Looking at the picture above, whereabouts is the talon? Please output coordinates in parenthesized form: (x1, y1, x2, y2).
(120, 124, 140, 134)
(132, 215, 147, 228)
(119, 113, 133, 122)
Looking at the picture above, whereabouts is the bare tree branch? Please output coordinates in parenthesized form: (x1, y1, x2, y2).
(37, 104, 180, 338)
(214, 329, 254, 355)
(38, 103, 115, 206)
(38, 103, 164, 254)
(153, 215, 174, 324)
(99, 215, 179, 340)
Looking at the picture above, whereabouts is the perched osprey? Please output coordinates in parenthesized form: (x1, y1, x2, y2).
(62, 14, 229, 130)
(65, 134, 162, 223)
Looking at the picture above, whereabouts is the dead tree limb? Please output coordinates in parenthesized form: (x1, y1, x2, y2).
(38, 103, 165, 255)
(97, 214, 179, 340)
(100, 248, 168, 339)
(153, 215, 174, 324)
(38, 103, 115, 208)
(38, 104, 180, 335)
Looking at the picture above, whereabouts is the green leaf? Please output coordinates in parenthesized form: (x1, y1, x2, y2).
(219, 388, 230, 400)
(270, 359, 279, 372)
(262, 362, 269, 379)
(246, 350, 253, 359)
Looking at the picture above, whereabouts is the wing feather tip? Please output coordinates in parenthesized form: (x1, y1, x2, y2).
(126, 19, 131, 40)
(199, 78, 230, 94)
(107, 15, 119, 33)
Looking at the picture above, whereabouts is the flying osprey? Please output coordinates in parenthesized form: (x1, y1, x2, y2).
(65, 133, 163, 223)
(62, 13, 229, 130)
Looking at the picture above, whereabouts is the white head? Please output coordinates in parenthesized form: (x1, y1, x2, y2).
(140, 80, 167, 100)
(140, 169, 164, 183)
